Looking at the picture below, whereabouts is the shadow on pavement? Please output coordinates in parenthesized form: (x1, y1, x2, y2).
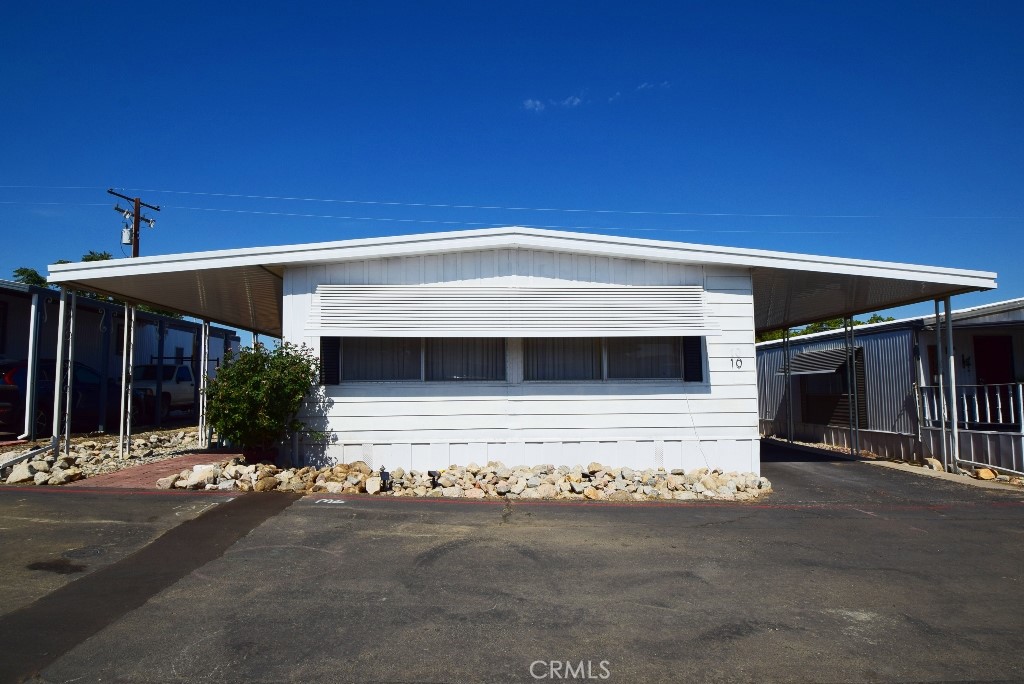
(760, 439, 858, 463)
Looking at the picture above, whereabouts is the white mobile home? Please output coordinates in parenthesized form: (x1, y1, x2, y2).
(47, 228, 996, 474)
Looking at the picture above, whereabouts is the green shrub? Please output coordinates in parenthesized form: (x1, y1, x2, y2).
(205, 342, 321, 450)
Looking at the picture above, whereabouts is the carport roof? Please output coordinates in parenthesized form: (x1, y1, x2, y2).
(47, 227, 997, 337)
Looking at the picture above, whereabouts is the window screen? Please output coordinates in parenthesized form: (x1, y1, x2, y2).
(341, 337, 421, 382)
(425, 338, 506, 381)
(606, 337, 682, 379)
(524, 338, 602, 381)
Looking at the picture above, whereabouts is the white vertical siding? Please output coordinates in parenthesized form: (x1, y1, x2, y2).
(284, 249, 758, 474)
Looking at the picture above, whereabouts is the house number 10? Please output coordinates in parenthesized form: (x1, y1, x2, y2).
(730, 358, 743, 369)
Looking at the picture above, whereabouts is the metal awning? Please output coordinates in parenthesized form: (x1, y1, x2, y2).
(46, 227, 998, 337)
(307, 284, 719, 338)
(777, 347, 859, 375)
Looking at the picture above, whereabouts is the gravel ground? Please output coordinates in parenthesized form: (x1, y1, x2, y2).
(1, 427, 205, 484)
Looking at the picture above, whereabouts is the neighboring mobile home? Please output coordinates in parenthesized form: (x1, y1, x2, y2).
(46, 228, 997, 474)
(0, 279, 239, 436)
(756, 298, 1024, 474)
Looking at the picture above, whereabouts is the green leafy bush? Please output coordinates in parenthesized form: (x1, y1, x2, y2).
(205, 342, 321, 450)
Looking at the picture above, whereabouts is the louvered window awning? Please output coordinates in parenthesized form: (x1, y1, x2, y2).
(306, 285, 720, 337)
(777, 347, 860, 375)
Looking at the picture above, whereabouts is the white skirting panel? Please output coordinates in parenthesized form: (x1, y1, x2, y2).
(301, 438, 760, 475)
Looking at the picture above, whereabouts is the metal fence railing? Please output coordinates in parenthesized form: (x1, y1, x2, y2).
(920, 383, 1024, 431)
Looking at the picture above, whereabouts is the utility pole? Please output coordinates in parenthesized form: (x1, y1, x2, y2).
(108, 189, 160, 257)
(106, 189, 159, 457)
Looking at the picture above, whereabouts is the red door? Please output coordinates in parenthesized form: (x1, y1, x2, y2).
(974, 336, 1014, 426)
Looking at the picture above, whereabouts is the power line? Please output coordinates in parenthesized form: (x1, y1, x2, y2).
(0, 185, 105, 191)
(124, 187, 1024, 221)
(0, 201, 109, 207)
(0, 198, 997, 234)
(162, 204, 848, 234)
(0, 199, 845, 232)
(131, 188, 886, 218)
(1, 184, 1021, 221)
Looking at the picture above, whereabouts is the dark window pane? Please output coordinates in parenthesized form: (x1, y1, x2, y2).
(524, 338, 601, 381)
(320, 337, 340, 385)
(682, 337, 704, 382)
(425, 338, 505, 381)
(341, 337, 421, 382)
(606, 337, 682, 379)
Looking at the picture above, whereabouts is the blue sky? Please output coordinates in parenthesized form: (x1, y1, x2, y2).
(1, 1, 1022, 325)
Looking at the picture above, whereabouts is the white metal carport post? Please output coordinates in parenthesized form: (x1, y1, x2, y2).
(198, 320, 210, 448)
(944, 297, 960, 474)
(19, 292, 41, 440)
(844, 317, 861, 457)
(50, 288, 77, 455)
(118, 305, 136, 459)
(783, 329, 794, 442)
(934, 300, 948, 469)
(61, 292, 77, 454)
(49, 289, 67, 454)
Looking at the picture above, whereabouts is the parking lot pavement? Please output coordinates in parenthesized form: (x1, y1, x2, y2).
(14, 444, 1024, 684)
(760, 440, 1024, 506)
(0, 487, 231, 617)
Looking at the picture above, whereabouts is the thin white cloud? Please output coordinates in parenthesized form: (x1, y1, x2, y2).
(637, 81, 670, 91)
(558, 94, 582, 108)
(522, 99, 546, 112)
(608, 91, 622, 102)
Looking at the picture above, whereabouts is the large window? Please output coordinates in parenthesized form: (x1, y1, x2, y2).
(322, 337, 505, 383)
(321, 335, 705, 384)
(523, 336, 704, 382)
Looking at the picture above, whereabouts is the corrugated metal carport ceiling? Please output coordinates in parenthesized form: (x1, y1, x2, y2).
(752, 268, 982, 332)
(72, 265, 284, 337)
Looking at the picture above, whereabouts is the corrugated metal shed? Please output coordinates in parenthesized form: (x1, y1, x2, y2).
(758, 327, 916, 435)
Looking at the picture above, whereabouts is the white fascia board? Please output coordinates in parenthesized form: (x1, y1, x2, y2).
(48, 226, 997, 289)
(754, 318, 922, 349)
(939, 296, 1024, 323)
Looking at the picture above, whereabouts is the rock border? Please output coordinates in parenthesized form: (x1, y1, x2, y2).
(159, 459, 773, 502)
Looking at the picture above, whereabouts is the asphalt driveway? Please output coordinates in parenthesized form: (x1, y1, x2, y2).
(3, 443, 1024, 683)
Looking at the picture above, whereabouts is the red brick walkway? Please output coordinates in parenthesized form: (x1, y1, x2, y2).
(65, 452, 243, 489)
